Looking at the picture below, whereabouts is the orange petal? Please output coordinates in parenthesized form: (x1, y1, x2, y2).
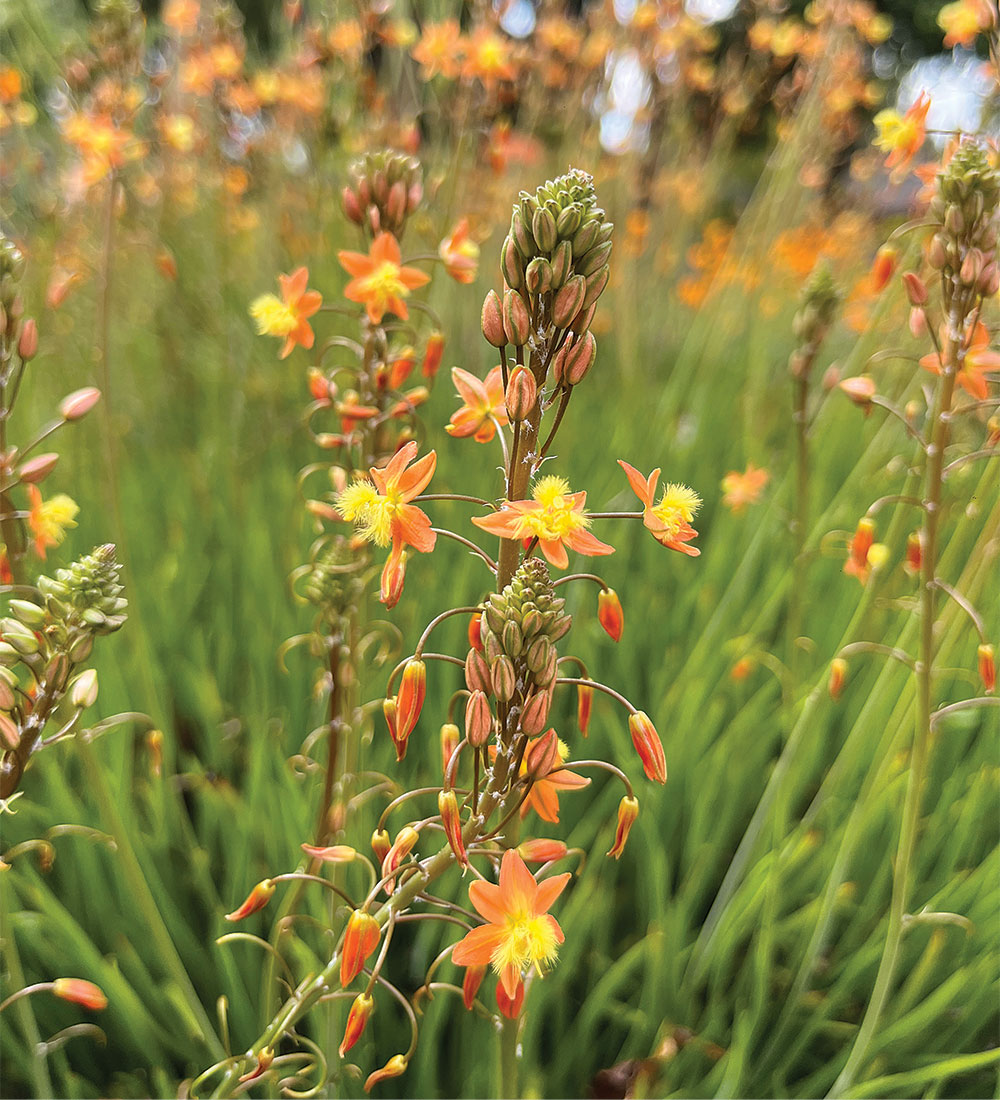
(371, 232, 402, 265)
(538, 539, 569, 569)
(452, 924, 506, 967)
(618, 459, 658, 505)
(471, 511, 520, 538)
(451, 367, 488, 407)
(498, 849, 537, 914)
(468, 880, 505, 923)
(338, 251, 374, 277)
(395, 505, 436, 553)
(564, 528, 615, 557)
(396, 450, 437, 499)
(533, 872, 571, 914)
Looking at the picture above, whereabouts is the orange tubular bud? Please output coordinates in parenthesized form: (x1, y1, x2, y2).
(870, 245, 897, 292)
(517, 837, 568, 863)
(597, 588, 624, 642)
(365, 1054, 408, 1092)
(388, 347, 416, 389)
(396, 659, 426, 742)
(606, 795, 639, 859)
(301, 843, 356, 863)
(380, 548, 407, 610)
(628, 711, 667, 784)
(381, 825, 420, 883)
(846, 518, 876, 578)
(52, 978, 108, 1011)
(829, 657, 848, 701)
(308, 367, 332, 403)
(979, 644, 996, 694)
(383, 697, 398, 746)
(520, 689, 551, 736)
(421, 331, 445, 379)
(496, 979, 524, 1019)
(525, 728, 559, 779)
(465, 689, 492, 747)
(904, 531, 923, 578)
(438, 789, 467, 866)
(225, 878, 275, 921)
(461, 964, 487, 1010)
(901, 270, 927, 306)
(440, 722, 460, 775)
(237, 1047, 275, 1084)
(569, 678, 591, 736)
(468, 613, 484, 652)
(371, 828, 391, 864)
(339, 992, 374, 1056)
(340, 910, 381, 987)
(481, 289, 506, 347)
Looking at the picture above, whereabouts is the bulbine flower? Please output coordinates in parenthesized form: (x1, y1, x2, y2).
(439, 218, 480, 284)
(338, 233, 430, 324)
(446, 366, 508, 442)
(27, 486, 78, 558)
(249, 267, 322, 358)
(919, 321, 999, 401)
(335, 442, 437, 604)
(720, 463, 770, 513)
(873, 91, 931, 179)
(472, 476, 614, 569)
(452, 849, 570, 999)
(619, 461, 701, 555)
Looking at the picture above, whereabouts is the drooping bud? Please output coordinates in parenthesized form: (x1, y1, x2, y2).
(364, 1054, 408, 1092)
(461, 964, 487, 1009)
(828, 657, 848, 701)
(225, 879, 275, 921)
(525, 728, 559, 779)
(340, 910, 381, 987)
(628, 711, 666, 784)
(577, 681, 593, 737)
(979, 643, 996, 694)
(468, 613, 483, 652)
(380, 550, 407, 610)
(869, 245, 897, 292)
(438, 789, 467, 866)
(517, 837, 568, 863)
(381, 826, 420, 890)
(597, 588, 624, 641)
(481, 289, 506, 347)
(343, 185, 363, 224)
(383, 697, 399, 750)
(846, 518, 876, 577)
(901, 271, 927, 305)
(440, 722, 460, 775)
(903, 531, 923, 578)
(301, 843, 357, 863)
(52, 978, 107, 1011)
(606, 795, 639, 859)
(839, 375, 876, 414)
(17, 453, 59, 484)
(59, 387, 102, 421)
(69, 668, 99, 708)
(421, 331, 445, 379)
(339, 992, 374, 1055)
(396, 659, 426, 742)
(496, 979, 524, 1019)
(17, 317, 38, 360)
(371, 828, 391, 864)
(465, 689, 492, 747)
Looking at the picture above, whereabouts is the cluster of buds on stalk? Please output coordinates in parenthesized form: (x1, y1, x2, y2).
(342, 150, 424, 240)
(789, 260, 841, 383)
(1, 545, 127, 799)
(210, 169, 702, 1099)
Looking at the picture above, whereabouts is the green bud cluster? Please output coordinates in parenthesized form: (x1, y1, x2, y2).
(0, 234, 25, 318)
(36, 544, 128, 645)
(303, 542, 365, 622)
(927, 140, 1000, 304)
(343, 151, 423, 237)
(791, 260, 841, 346)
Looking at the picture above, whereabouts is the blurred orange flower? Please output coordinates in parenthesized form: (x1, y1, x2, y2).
(249, 267, 322, 358)
(339, 233, 430, 324)
(446, 366, 508, 442)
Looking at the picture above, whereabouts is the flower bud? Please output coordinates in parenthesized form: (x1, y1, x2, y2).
(501, 236, 524, 291)
(979, 643, 996, 694)
(364, 1054, 408, 1092)
(511, 209, 535, 257)
(301, 843, 356, 863)
(552, 274, 586, 328)
(343, 185, 363, 224)
(339, 992, 374, 1056)
(8, 598, 45, 626)
(1, 619, 39, 656)
(901, 271, 927, 306)
(421, 331, 445, 379)
(371, 828, 391, 864)
(70, 668, 99, 708)
(524, 635, 551, 675)
(482, 289, 506, 347)
(383, 697, 398, 749)
(17, 317, 38, 360)
(520, 689, 551, 736)
(531, 206, 557, 252)
(386, 180, 407, 227)
(524, 256, 553, 295)
(597, 588, 624, 641)
(581, 265, 610, 309)
(628, 711, 666, 784)
(225, 878, 275, 921)
(237, 1048, 275, 1085)
(465, 689, 492, 747)
(828, 657, 848, 701)
(465, 647, 492, 694)
(564, 331, 597, 385)
(469, 613, 483, 653)
(52, 978, 107, 1011)
(18, 452, 59, 484)
(571, 218, 599, 255)
(491, 654, 516, 701)
(517, 837, 568, 863)
(960, 247, 983, 286)
(569, 301, 597, 335)
(59, 387, 101, 421)
(505, 365, 537, 421)
(550, 239, 572, 286)
(341, 910, 381, 986)
(440, 722, 460, 775)
(904, 531, 922, 578)
(380, 551, 407, 611)
(438, 789, 467, 866)
(606, 795, 639, 859)
(869, 245, 897, 292)
(461, 964, 487, 1009)
(496, 979, 524, 1019)
(381, 826, 420, 891)
(908, 306, 928, 338)
(396, 659, 426, 742)
(839, 375, 876, 413)
(577, 681, 593, 737)
(502, 289, 531, 346)
(525, 728, 559, 779)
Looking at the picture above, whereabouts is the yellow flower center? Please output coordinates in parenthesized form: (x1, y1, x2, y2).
(651, 483, 701, 537)
(32, 494, 79, 546)
(358, 261, 408, 310)
(491, 910, 560, 980)
(336, 480, 400, 547)
(516, 476, 588, 542)
(250, 294, 298, 337)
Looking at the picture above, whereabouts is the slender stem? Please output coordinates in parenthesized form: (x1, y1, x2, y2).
(0, 888, 53, 1098)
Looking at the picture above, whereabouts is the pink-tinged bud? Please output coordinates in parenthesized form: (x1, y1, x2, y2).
(364, 1054, 408, 1092)
(496, 979, 524, 1019)
(465, 647, 492, 694)
(408, 180, 423, 212)
(381, 826, 420, 888)
(18, 318, 38, 360)
(491, 654, 516, 701)
(422, 331, 445, 379)
(606, 795, 639, 859)
(505, 365, 537, 422)
(502, 289, 531, 346)
(396, 659, 426, 742)
(380, 551, 407, 611)
(525, 728, 559, 780)
(481, 290, 506, 347)
(17, 452, 59, 484)
(339, 992, 374, 1055)
(870, 245, 897, 292)
(308, 367, 333, 404)
(520, 689, 552, 736)
(440, 722, 460, 775)
(628, 711, 666, 784)
(839, 375, 876, 414)
(52, 978, 108, 1011)
(371, 828, 391, 864)
(901, 271, 927, 306)
(979, 644, 996, 694)
(564, 331, 597, 385)
(570, 301, 597, 335)
(828, 657, 848, 701)
(903, 531, 923, 578)
(343, 185, 363, 224)
(438, 789, 467, 866)
(552, 274, 586, 328)
(341, 910, 381, 987)
(908, 307, 928, 338)
(517, 838, 568, 863)
(577, 681, 593, 737)
(980, 262, 1000, 297)
(461, 964, 487, 1009)
(237, 1047, 275, 1084)
(465, 689, 492, 747)
(386, 180, 407, 227)
(301, 843, 356, 863)
(367, 204, 382, 236)
(59, 386, 101, 421)
(468, 614, 484, 653)
(960, 247, 983, 287)
(69, 668, 99, 708)
(225, 879, 275, 921)
(597, 588, 624, 641)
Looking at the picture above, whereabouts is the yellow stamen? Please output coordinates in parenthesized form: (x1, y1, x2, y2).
(250, 294, 297, 337)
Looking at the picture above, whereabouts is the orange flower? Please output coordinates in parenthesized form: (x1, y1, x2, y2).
(919, 321, 999, 401)
(720, 463, 770, 513)
(446, 366, 508, 442)
(618, 461, 701, 556)
(451, 848, 570, 999)
(462, 29, 516, 89)
(338, 233, 430, 324)
(439, 218, 479, 284)
(249, 267, 322, 359)
(938, 0, 994, 48)
(471, 476, 614, 570)
(335, 441, 436, 604)
(873, 92, 931, 179)
(412, 20, 463, 79)
(489, 733, 590, 823)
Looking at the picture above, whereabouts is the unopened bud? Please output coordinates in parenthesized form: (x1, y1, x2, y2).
(380, 550, 407, 611)
(465, 647, 491, 694)
(482, 290, 506, 347)
(465, 689, 492, 747)
(531, 206, 557, 252)
(371, 828, 391, 864)
(440, 722, 460, 775)
(438, 789, 467, 866)
(901, 271, 927, 306)
(870, 245, 897, 292)
(70, 668, 99, 708)
(524, 256, 553, 295)
(505, 365, 537, 421)
(525, 728, 559, 779)
(17, 318, 38, 360)
(225, 879, 275, 921)
(364, 1054, 408, 1092)
(342, 185, 363, 224)
(462, 964, 487, 1009)
(341, 910, 381, 986)
(517, 837, 567, 863)
(909, 306, 928, 338)
(552, 274, 586, 328)
(904, 531, 923, 577)
(52, 978, 107, 1011)
(491, 654, 516, 701)
(501, 236, 524, 291)
(339, 992, 374, 1056)
(979, 643, 996, 694)
(502, 289, 531, 346)
(606, 795, 639, 859)
(18, 453, 59, 483)
(839, 375, 876, 413)
(597, 588, 624, 641)
(828, 657, 848, 701)
(628, 710, 666, 784)
(421, 331, 445, 379)
(520, 689, 551, 736)
(577, 681, 593, 736)
(59, 387, 101, 421)
(396, 659, 426, 743)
